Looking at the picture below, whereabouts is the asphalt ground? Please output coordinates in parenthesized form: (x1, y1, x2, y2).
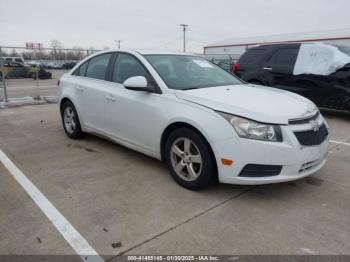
(0, 70, 67, 100)
(0, 103, 349, 261)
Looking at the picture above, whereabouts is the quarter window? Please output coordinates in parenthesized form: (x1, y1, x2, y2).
(85, 54, 111, 80)
(73, 61, 89, 76)
(112, 53, 151, 84)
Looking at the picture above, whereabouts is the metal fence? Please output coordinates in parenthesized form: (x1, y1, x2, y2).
(0, 46, 103, 105)
(0, 46, 100, 61)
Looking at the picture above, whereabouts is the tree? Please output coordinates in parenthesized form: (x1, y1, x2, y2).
(50, 39, 63, 50)
(50, 39, 64, 60)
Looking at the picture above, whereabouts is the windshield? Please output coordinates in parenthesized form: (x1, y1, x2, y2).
(144, 55, 242, 90)
(332, 45, 350, 56)
(338, 46, 350, 56)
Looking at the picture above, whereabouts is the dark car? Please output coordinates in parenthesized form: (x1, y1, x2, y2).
(62, 62, 77, 69)
(32, 68, 52, 80)
(214, 59, 235, 72)
(234, 43, 350, 111)
(0, 61, 52, 79)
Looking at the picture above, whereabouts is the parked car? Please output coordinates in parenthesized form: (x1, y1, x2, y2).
(62, 62, 77, 69)
(234, 43, 350, 111)
(3, 56, 25, 64)
(32, 68, 53, 80)
(0, 61, 52, 79)
(45, 62, 63, 69)
(58, 50, 329, 190)
(214, 59, 235, 72)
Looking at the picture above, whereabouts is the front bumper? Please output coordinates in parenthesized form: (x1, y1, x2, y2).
(212, 124, 329, 185)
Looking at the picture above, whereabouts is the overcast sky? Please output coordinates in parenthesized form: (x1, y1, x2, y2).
(1, 0, 350, 52)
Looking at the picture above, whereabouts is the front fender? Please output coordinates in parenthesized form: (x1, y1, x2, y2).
(155, 97, 238, 157)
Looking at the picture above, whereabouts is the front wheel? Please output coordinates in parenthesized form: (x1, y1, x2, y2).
(164, 128, 217, 190)
(61, 101, 85, 139)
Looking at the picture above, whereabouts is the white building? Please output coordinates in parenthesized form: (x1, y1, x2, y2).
(204, 28, 350, 61)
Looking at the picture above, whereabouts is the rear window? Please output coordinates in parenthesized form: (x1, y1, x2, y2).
(269, 48, 299, 66)
(239, 49, 265, 63)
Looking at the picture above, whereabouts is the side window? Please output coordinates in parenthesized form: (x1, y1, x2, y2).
(269, 48, 299, 66)
(112, 53, 151, 84)
(239, 49, 265, 63)
(85, 53, 111, 80)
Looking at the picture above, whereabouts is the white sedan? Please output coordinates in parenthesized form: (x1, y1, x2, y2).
(58, 50, 329, 190)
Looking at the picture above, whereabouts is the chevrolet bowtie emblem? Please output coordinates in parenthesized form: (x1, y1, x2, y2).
(310, 120, 319, 132)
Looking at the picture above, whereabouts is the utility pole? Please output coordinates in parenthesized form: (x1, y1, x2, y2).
(180, 24, 188, 52)
(114, 40, 122, 49)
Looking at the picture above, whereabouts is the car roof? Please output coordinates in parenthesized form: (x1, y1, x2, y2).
(250, 43, 301, 49)
(91, 49, 195, 56)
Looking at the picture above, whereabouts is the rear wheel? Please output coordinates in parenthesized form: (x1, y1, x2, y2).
(61, 101, 85, 139)
(164, 128, 217, 190)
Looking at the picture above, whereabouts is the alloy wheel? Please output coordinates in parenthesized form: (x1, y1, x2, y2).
(63, 106, 77, 134)
(170, 137, 203, 181)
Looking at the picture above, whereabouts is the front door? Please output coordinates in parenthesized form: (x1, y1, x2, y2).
(104, 53, 160, 153)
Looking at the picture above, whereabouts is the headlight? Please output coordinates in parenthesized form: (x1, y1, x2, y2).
(217, 112, 283, 142)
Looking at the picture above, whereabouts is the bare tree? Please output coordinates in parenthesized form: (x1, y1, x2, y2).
(50, 39, 63, 49)
(50, 39, 64, 60)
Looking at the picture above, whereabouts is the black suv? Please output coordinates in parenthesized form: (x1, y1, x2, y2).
(234, 43, 350, 111)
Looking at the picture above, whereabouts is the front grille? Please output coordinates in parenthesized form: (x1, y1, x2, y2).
(294, 124, 328, 146)
(239, 164, 282, 177)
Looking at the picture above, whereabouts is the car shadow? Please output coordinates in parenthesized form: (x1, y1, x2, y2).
(74, 133, 323, 199)
(72, 133, 252, 194)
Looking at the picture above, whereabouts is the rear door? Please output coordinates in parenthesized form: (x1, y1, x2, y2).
(71, 53, 114, 132)
(261, 46, 301, 92)
(235, 48, 266, 79)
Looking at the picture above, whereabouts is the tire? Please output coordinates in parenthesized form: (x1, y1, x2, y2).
(61, 101, 85, 139)
(164, 128, 217, 190)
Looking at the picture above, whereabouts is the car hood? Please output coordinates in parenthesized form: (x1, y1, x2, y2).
(174, 84, 317, 125)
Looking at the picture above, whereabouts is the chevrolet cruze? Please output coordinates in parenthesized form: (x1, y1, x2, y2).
(58, 50, 329, 190)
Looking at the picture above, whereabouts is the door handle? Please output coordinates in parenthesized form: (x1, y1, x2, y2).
(75, 86, 84, 92)
(105, 94, 116, 102)
(263, 67, 273, 71)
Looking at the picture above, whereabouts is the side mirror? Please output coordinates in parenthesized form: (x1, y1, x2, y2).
(123, 76, 149, 91)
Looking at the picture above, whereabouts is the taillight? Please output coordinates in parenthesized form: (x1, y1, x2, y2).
(232, 63, 240, 73)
